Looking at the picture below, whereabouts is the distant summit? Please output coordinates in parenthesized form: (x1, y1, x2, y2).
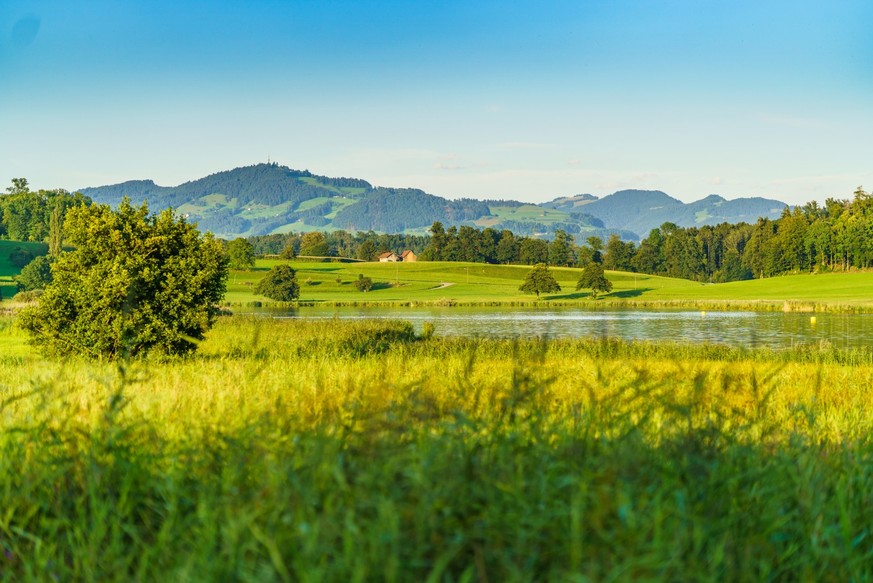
(541, 189, 786, 237)
(78, 163, 788, 240)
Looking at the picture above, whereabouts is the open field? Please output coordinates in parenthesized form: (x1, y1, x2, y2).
(3, 241, 873, 310)
(226, 258, 873, 311)
(2, 315, 873, 580)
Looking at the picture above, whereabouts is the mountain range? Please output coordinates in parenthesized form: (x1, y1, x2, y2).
(78, 163, 788, 241)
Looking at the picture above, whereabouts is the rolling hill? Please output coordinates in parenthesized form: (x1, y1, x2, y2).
(78, 164, 788, 240)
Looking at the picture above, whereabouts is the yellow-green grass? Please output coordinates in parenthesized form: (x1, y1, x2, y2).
(228, 259, 873, 310)
(3, 315, 873, 580)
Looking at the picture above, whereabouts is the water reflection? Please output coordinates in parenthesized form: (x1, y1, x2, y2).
(243, 306, 873, 350)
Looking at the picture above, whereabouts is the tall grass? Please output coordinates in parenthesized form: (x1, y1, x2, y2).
(2, 316, 873, 580)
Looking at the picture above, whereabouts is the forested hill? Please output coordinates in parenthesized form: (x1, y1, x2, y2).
(78, 163, 788, 240)
(540, 190, 787, 237)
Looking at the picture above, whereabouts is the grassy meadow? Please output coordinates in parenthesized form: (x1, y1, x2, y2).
(3, 314, 873, 580)
(226, 258, 873, 311)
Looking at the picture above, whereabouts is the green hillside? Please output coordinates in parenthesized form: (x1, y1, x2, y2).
(77, 163, 789, 241)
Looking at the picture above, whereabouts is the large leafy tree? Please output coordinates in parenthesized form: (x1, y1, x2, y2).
(227, 237, 256, 270)
(576, 263, 613, 299)
(519, 263, 561, 298)
(255, 265, 300, 302)
(299, 231, 329, 256)
(19, 199, 228, 358)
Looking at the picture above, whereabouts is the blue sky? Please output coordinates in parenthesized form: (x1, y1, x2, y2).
(2, 0, 872, 205)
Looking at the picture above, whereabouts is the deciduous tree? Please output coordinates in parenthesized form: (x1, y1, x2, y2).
(519, 263, 561, 298)
(299, 231, 329, 256)
(255, 264, 300, 302)
(19, 199, 228, 358)
(227, 237, 256, 270)
(576, 263, 613, 299)
(15, 255, 52, 291)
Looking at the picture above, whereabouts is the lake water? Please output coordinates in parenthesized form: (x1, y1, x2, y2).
(240, 306, 873, 350)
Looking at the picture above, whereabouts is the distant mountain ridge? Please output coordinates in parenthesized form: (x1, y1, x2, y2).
(541, 189, 786, 237)
(78, 163, 788, 240)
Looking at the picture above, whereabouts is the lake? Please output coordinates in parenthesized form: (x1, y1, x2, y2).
(240, 306, 873, 350)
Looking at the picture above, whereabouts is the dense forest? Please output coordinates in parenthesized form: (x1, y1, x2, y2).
(331, 188, 492, 233)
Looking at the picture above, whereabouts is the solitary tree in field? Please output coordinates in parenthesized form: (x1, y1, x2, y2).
(227, 237, 256, 270)
(19, 199, 228, 358)
(354, 273, 373, 292)
(576, 263, 613, 299)
(255, 264, 300, 302)
(519, 263, 561, 298)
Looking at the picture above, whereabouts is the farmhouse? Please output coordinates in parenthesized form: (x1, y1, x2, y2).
(400, 250, 417, 262)
(378, 252, 400, 262)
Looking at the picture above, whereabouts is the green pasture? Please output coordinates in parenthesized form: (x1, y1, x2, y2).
(477, 204, 572, 228)
(3, 315, 873, 580)
(0, 240, 49, 299)
(228, 258, 873, 309)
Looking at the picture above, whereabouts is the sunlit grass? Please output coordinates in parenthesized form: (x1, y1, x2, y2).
(2, 315, 873, 579)
(224, 259, 873, 311)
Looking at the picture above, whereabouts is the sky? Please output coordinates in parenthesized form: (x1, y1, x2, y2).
(2, 0, 872, 205)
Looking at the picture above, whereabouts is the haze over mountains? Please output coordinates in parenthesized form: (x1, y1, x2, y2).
(79, 163, 788, 241)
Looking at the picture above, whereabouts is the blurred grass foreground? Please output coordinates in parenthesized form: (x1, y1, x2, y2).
(1, 315, 873, 581)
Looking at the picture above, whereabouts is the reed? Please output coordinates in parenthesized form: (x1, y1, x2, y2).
(2, 315, 873, 580)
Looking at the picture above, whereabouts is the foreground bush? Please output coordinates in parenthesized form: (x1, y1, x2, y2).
(18, 199, 228, 358)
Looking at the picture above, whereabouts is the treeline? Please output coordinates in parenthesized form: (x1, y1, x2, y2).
(251, 186, 873, 283)
(246, 231, 430, 260)
(621, 187, 873, 281)
(421, 222, 581, 265)
(0, 179, 91, 243)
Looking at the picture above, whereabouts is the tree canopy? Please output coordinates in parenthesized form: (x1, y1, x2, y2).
(15, 255, 53, 291)
(299, 231, 329, 256)
(227, 237, 256, 270)
(1, 178, 90, 242)
(19, 199, 228, 358)
(576, 263, 613, 298)
(519, 264, 561, 298)
(255, 265, 300, 302)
